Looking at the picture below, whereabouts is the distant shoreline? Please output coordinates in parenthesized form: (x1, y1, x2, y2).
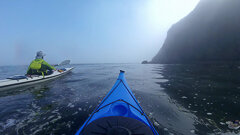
(142, 60, 240, 65)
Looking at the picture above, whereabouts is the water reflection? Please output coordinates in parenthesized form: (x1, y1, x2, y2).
(30, 85, 50, 99)
(156, 64, 240, 134)
(1, 64, 239, 135)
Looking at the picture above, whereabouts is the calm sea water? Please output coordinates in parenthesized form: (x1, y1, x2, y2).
(0, 64, 239, 135)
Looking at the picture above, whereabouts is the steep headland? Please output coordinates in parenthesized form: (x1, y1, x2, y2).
(152, 0, 240, 64)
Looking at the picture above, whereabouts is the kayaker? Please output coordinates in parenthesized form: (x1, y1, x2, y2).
(26, 51, 56, 76)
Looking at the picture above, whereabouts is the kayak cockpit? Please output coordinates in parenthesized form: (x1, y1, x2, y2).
(81, 116, 154, 135)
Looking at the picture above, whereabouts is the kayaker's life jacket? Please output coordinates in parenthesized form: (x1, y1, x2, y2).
(29, 59, 46, 77)
(29, 59, 44, 70)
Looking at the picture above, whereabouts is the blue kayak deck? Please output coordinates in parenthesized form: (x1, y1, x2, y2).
(76, 70, 159, 135)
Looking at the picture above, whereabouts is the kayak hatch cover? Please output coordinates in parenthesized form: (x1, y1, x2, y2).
(76, 70, 159, 135)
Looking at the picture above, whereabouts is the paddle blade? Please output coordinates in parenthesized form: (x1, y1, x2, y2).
(59, 60, 71, 66)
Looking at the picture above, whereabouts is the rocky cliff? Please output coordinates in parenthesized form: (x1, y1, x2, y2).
(152, 0, 240, 64)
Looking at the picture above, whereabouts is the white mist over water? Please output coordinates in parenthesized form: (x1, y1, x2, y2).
(0, 0, 199, 65)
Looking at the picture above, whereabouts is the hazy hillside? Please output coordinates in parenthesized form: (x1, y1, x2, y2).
(152, 0, 240, 64)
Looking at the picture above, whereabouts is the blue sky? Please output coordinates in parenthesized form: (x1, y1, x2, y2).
(0, 0, 199, 65)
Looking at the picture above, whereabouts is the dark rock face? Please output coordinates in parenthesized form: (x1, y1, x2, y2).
(141, 60, 148, 64)
(152, 0, 240, 64)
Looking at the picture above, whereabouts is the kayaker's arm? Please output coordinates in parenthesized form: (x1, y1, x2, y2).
(26, 61, 33, 75)
(26, 66, 30, 74)
(42, 60, 56, 70)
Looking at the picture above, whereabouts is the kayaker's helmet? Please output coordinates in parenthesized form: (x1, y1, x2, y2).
(36, 51, 46, 59)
